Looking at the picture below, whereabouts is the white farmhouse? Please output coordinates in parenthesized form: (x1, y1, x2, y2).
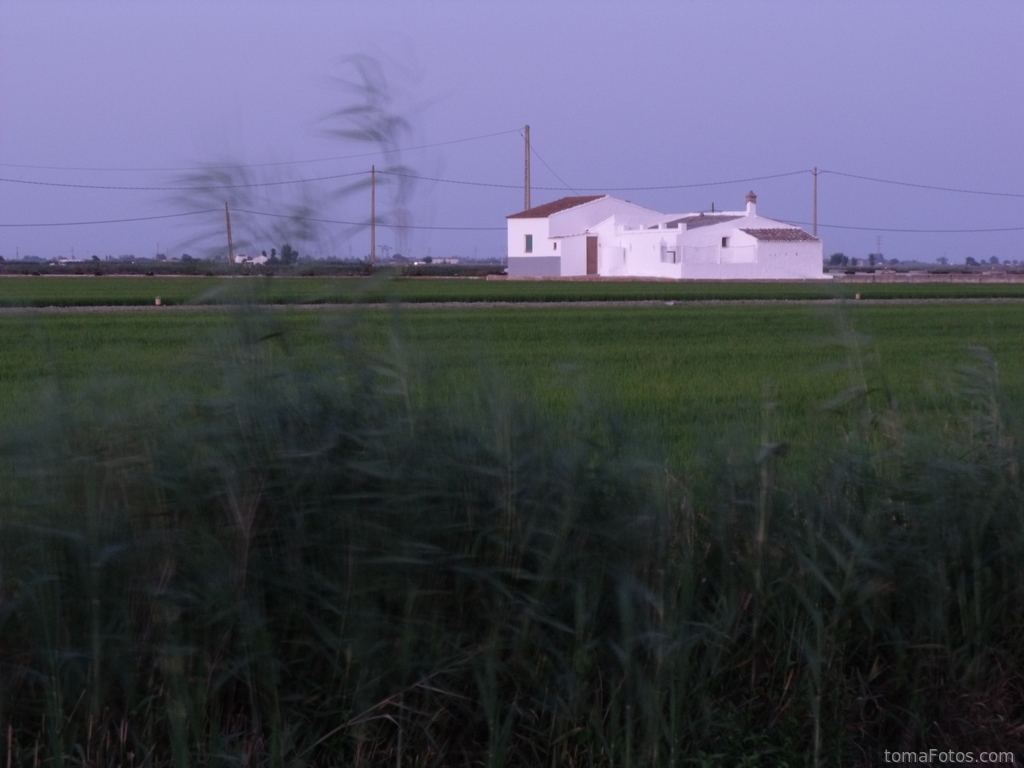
(506, 192, 826, 280)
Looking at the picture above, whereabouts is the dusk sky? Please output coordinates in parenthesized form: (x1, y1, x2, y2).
(1, 0, 1022, 264)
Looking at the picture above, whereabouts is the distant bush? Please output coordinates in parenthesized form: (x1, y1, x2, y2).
(1, 316, 1023, 765)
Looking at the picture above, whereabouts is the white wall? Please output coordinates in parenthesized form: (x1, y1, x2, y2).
(680, 259, 825, 280)
(753, 241, 826, 278)
(599, 245, 628, 275)
(670, 214, 826, 278)
(506, 217, 551, 259)
(506, 217, 562, 276)
(675, 237, 825, 279)
(616, 227, 683, 278)
(721, 246, 756, 264)
(559, 234, 588, 276)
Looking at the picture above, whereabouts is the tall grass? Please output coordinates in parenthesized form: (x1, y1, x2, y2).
(1, 308, 1023, 766)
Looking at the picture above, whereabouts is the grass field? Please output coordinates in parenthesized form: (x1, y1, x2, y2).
(4, 300, 1024, 765)
(5, 274, 1024, 306)
(2, 302, 1022, 467)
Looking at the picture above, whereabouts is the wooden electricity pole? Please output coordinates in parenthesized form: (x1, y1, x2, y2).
(224, 202, 234, 262)
(812, 167, 818, 238)
(370, 165, 376, 267)
(524, 125, 531, 211)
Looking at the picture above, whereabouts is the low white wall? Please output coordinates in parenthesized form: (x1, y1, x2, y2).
(616, 229, 682, 278)
(600, 245, 628, 276)
(680, 258, 830, 280)
(559, 235, 588, 276)
(721, 246, 756, 264)
(680, 244, 718, 263)
(754, 242, 826, 278)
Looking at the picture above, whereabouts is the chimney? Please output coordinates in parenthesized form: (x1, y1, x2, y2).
(745, 190, 757, 217)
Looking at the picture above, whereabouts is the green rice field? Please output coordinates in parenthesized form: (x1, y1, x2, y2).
(3, 274, 1024, 306)
(2, 300, 1022, 468)
(5, 294, 1024, 763)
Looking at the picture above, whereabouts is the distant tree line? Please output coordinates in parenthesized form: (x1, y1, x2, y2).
(827, 252, 892, 267)
(828, 253, 1019, 269)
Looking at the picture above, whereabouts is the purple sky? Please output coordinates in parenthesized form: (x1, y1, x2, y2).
(1, 0, 1022, 263)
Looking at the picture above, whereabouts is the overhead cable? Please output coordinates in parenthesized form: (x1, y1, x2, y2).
(0, 169, 814, 193)
(520, 129, 579, 193)
(785, 220, 1024, 233)
(0, 128, 523, 173)
(820, 169, 1024, 199)
(233, 208, 505, 231)
(5, 207, 1016, 233)
(0, 210, 220, 227)
(10, 166, 1022, 199)
(0, 171, 367, 192)
(375, 168, 812, 191)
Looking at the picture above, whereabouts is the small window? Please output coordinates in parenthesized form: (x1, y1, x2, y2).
(553, 241, 557, 251)
(525, 234, 533, 253)
(721, 237, 729, 248)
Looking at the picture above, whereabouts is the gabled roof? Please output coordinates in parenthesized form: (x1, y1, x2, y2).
(741, 228, 819, 242)
(507, 196, 606, 219)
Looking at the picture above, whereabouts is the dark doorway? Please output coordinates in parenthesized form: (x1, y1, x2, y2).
(586, 236, 598, 275)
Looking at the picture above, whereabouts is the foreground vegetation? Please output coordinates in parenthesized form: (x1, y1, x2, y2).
(5, 274, 1024, 307)
(2, 305, 1024, 765)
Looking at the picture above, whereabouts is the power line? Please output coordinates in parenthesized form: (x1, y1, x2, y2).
(820, 169, 1024, 199)
(376, 170, 518, 189)
(4, 135, 1024, 201)
(785, 220, 1024, 234)
(520, 130, 578, 194)
(0, 166, 813, 194)
(375, 168, 812, 191)
(0, 207, 502, 231)
(0, 206, 505, 231)
(0, 129, 523, 173)
(0, 210, 219, 228)
(9, 164, 1022, 200)
(233, 208, 504, 231)
(4, 206, 1016, 234)
(0, 170, 367, 192)
(2, 160, 1022, 233)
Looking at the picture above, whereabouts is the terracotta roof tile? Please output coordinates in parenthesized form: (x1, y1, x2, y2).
(507, 196, 605, 219)
(740, 228, 819, 242)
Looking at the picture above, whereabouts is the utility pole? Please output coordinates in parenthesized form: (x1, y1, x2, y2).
(524, 125, 531, 211)
(224, 202, 234, 262)
(370, 165, 376, 267)
(812, 167, 818, 238)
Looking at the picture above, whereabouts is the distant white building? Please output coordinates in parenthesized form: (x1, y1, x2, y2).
(506, 192, 826, 280)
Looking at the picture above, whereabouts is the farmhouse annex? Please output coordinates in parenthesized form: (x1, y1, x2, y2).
(506, 192, 827, 280)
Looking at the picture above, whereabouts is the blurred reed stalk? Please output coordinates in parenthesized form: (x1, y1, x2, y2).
(1, 308, 1023, 766)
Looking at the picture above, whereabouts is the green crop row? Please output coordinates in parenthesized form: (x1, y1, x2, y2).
(2, 303, 1023, 462)
(4, 275, 1024, 307)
